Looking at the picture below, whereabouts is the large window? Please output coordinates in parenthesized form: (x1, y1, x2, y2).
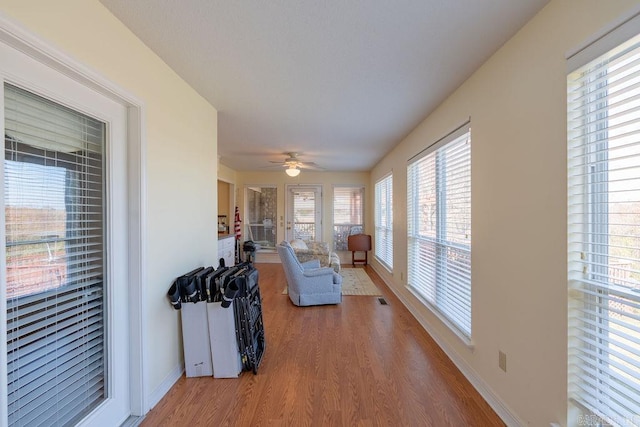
(374, 174, 393, 270)
(333, 186, 364, 250)
(407, 124, 471, 338)
(567, 29, 640, 425)
(4, 84, 106, 426)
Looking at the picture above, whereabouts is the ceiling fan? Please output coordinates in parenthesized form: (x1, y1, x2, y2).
(269, 152, 323, 176)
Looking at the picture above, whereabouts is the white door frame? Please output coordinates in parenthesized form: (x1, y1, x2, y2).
(285, 184, 322, 242)
(0, 14, 148, 419)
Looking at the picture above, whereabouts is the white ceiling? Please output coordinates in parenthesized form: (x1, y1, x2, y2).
(99, 0, 549, 172)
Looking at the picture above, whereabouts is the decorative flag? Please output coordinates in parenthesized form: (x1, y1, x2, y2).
(234, 206, 242, 240)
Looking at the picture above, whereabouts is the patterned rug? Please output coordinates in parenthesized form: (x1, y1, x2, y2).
(282, 268, 381, 296)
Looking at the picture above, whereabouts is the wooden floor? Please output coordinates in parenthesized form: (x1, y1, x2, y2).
(142, 264, 504, 426)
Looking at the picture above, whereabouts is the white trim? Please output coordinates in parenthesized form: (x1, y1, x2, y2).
(148, 363, 185, 411)
(0, 12, 148, 418)
(371, 263, 526, 427)
(0, 12, 142, 107)
(127, 106, 149, 415)
(566, 6, 640, 72)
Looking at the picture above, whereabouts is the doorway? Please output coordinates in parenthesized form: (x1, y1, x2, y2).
(245, 185, 277, 250)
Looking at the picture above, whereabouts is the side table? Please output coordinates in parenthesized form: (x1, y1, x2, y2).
(348, 234, 372, 266)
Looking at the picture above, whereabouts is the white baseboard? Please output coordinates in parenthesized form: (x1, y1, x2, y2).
(147, 363, 184, 413)
(370, 264, 526, 427)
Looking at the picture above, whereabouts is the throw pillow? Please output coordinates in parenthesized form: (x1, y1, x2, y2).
(290, 239, 308, 250)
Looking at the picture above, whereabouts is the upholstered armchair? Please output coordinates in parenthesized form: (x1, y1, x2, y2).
(277, 241, 342, 306)
(288, 239, 341, 272)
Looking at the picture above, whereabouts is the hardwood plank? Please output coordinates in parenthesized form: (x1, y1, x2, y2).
(142, 264, 504, 426)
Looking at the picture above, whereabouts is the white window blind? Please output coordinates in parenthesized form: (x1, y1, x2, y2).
(407, 125, 471, 338)
(374, 174, 393, 270)
(4, 83, 106, 426)
(567, 31, 640, 425)
(333, 186, 364, 250)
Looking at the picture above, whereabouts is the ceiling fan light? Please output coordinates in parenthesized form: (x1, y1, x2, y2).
(285, 166, 300, 177)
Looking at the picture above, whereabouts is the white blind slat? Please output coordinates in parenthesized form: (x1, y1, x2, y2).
(7, 321, 104, 376)
(10, 362, 103, 426)
(8, 335, 103, 393)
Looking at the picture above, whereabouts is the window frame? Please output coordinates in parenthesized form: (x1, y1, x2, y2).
(1, 68, 131, 426)
(567, 18, 640, 425)
(374, 173, 393, 271)
(406, 123, 472, 342)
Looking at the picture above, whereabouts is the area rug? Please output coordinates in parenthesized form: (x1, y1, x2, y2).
(282, 268, 381, 296)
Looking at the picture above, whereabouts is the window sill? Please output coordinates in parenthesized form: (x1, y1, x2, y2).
(407, 286, 474, 350)
(374, 256, 393, 274)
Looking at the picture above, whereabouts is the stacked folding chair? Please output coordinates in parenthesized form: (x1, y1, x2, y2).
(166, 260, 266, 376)
(232, 266, 265, 374)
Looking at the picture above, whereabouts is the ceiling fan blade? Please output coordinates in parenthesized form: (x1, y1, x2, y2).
(263, 152, 324, 170)
(259, 164, 286, 169)
(299, 162, 324, 170)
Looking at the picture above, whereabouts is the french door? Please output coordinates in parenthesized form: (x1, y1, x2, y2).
(286, 185, 322, 241)
(1, 40, 129, 426)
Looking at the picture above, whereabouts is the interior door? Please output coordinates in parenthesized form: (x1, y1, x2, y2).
(286, 185, 322, 242)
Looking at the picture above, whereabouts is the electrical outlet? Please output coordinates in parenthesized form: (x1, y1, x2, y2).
(499, 351, 507, 372)
(400, 272, 404, 281)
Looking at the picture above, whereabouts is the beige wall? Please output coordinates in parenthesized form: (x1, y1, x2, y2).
(370, 1, 640, 425)
(218, 161, 237, 184)
(0, 0, 218, 407)
(217, 180, 230, 222)
(236, 171, 370, 247)
(218, 162, 237, 228)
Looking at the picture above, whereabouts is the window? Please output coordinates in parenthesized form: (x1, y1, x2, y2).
(567, 30, 640, 424)
(288, 186, 322, 241)
(374, 174, 393, 270)
(246, 186, 277, 250)
(4, 84, 106, 426)
(333, 186, 364, 250)
(407, 124, 471, 338)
